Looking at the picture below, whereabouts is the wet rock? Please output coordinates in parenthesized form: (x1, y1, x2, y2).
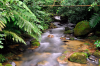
(64, 30, 73, 34)
(93, 51, 100, 58)
(48, 34, 54, 38)
(49, 23, 57, 29)
(87, 55, 99, 65)
(9, 62, 16, 66)
(60, 16, 68, 24)
(88, 33, 94, 37)
(74, 21, 92, 36)
(65, 27, 70, 31)
(36, 60, 49, 66)
(69, 52, 87, 64)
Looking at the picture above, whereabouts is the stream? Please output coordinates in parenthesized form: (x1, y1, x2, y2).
(14, 16, 99, 66)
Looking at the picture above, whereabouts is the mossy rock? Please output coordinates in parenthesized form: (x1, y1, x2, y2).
(74, 21, 92, 36)
(64, 30, 73, 34)
(69, 37, 74, 40)
(69, 52, 88, 64)
(5, 64, 12, 66)
(93, 51, 100, 58)
(30, 39, 40, 47)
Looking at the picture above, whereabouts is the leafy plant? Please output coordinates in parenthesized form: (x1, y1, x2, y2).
(0, 34, 5, 49)
(89, 13, 100, 28)
(94, 40, 100, 47)
(0, 0, 49, 45)
(0, 54, 7, 63)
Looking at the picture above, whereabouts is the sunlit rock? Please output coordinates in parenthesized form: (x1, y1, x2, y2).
(69, 52, 87, 64)
(47, 34, 54, 38)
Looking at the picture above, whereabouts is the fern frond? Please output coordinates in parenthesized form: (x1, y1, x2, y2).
(3, 30, 26, 44)
(89, 13, 100, 28)
(0, 16, 7, 31)
(13, 11, 41, 39)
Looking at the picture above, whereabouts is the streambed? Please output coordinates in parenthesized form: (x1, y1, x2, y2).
(13, 21, 99, 66)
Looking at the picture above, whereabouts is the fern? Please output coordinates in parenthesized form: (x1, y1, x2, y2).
(3, 30, 26, 44)
(89, 13, 100, 28)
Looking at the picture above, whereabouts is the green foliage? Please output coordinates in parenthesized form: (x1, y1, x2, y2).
(30, 39, 40, 46)
(0, 0, 52, 45)
(89, 13, 100, 28)
(0, 54, 7, 63)
(56, 0, 99, 23)
(94, 40, 100, 47)
(3, 30, 26, 44)
(0, 34, 5, 49)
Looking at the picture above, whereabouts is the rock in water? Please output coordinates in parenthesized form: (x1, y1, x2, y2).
(48, 34, 54, 38)
(9, 62, 16, 66)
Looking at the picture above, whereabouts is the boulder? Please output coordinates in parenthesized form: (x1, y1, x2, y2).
(74, 21, 92, 36)
(93, 51, 100, 58)
(69, 52, 88, 64)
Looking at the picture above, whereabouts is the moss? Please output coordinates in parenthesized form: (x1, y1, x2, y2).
(69, 52, 87, 64)
(93, 51, 100, 58)
(64, 30, 73, 34)
(5, 64, 12, 66)
(63, 51, 68, 54)
(30, 39, 40, 47)
(69, 37, 74, 40)
(74, 21, 92, 36)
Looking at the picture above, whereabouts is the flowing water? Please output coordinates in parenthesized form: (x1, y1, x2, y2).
(19, 22, 68, 66)
(13, 16, 99, 66)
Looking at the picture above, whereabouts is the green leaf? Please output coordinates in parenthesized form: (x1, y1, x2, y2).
(0, 45, 3, 49)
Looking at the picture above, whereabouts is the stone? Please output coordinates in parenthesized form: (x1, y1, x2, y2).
(49, 23, 57, 29)
(93, 51, 100, 58)
(48, 34, 54, 38)
(64, 30, 73, 34)
(74, 21, 92, 36)
(69, 52, 88, 64)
